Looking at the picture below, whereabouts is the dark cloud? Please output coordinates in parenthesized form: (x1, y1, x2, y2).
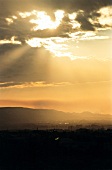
(0, 0, 111, 15)
(0, 82, 22, 88)
(0, 15, 73, 41)
(0, 0, 111, 41)
(0, 16, 36, 42)
(76, 13, 95, 31)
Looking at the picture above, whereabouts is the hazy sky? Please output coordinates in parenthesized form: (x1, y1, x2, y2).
(0, 0, 112, 114)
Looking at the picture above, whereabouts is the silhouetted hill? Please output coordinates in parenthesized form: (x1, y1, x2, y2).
(0, 107, 69, 124)
(0, 107, 112, 129)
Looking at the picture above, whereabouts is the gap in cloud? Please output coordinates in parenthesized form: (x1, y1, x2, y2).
(18, 10, 65, 30)
(0, 36, 21, 45)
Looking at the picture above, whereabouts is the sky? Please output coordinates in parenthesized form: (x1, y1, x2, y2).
(0, 0, 112, 114)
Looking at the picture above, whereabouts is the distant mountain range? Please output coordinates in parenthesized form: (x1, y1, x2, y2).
(0, 107, 112, 129)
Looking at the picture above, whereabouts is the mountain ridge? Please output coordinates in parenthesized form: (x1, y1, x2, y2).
(0, 107, 111, 126)
(0, 107, 111, 116)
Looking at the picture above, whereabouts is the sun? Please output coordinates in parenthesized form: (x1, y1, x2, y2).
(29, 10, 65, 30)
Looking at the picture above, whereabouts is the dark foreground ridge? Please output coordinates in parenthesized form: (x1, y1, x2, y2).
(0, 129, 112, 170)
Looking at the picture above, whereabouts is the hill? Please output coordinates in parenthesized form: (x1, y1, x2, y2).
(0, 107, 111, 129)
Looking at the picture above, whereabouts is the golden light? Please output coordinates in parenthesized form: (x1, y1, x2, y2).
(68, 12, 77, 20)
(97, 6, 112, 27)
(19, 12, 31, 18)
(30, 10, 65, 30)
(26, 38, 42, 48)
(6, 18, 13, 25)
(0, 36, 21, 45)
(12, 16, 17, 19)
(26, 37, 79, 60)
(68, 12, 81, 29)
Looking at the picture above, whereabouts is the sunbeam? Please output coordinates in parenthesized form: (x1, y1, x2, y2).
(0, 45, 30, 73)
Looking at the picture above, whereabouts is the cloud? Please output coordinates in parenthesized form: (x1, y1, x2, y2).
(0, 36, 21, 45)
(0, 0, 111, 116)
(29, 10, 65, 31)
(0, 0, 111, 43)
(0, 80, 112, 90)
(75, 11, 95, 31)
(88, 6, 112, 30)
(0, 1, 111, 83)
(1, 0, 111, 14)
(0, 81, 72, 89)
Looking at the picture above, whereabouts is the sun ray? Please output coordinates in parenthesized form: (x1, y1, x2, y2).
(0, 44, 30, 72)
